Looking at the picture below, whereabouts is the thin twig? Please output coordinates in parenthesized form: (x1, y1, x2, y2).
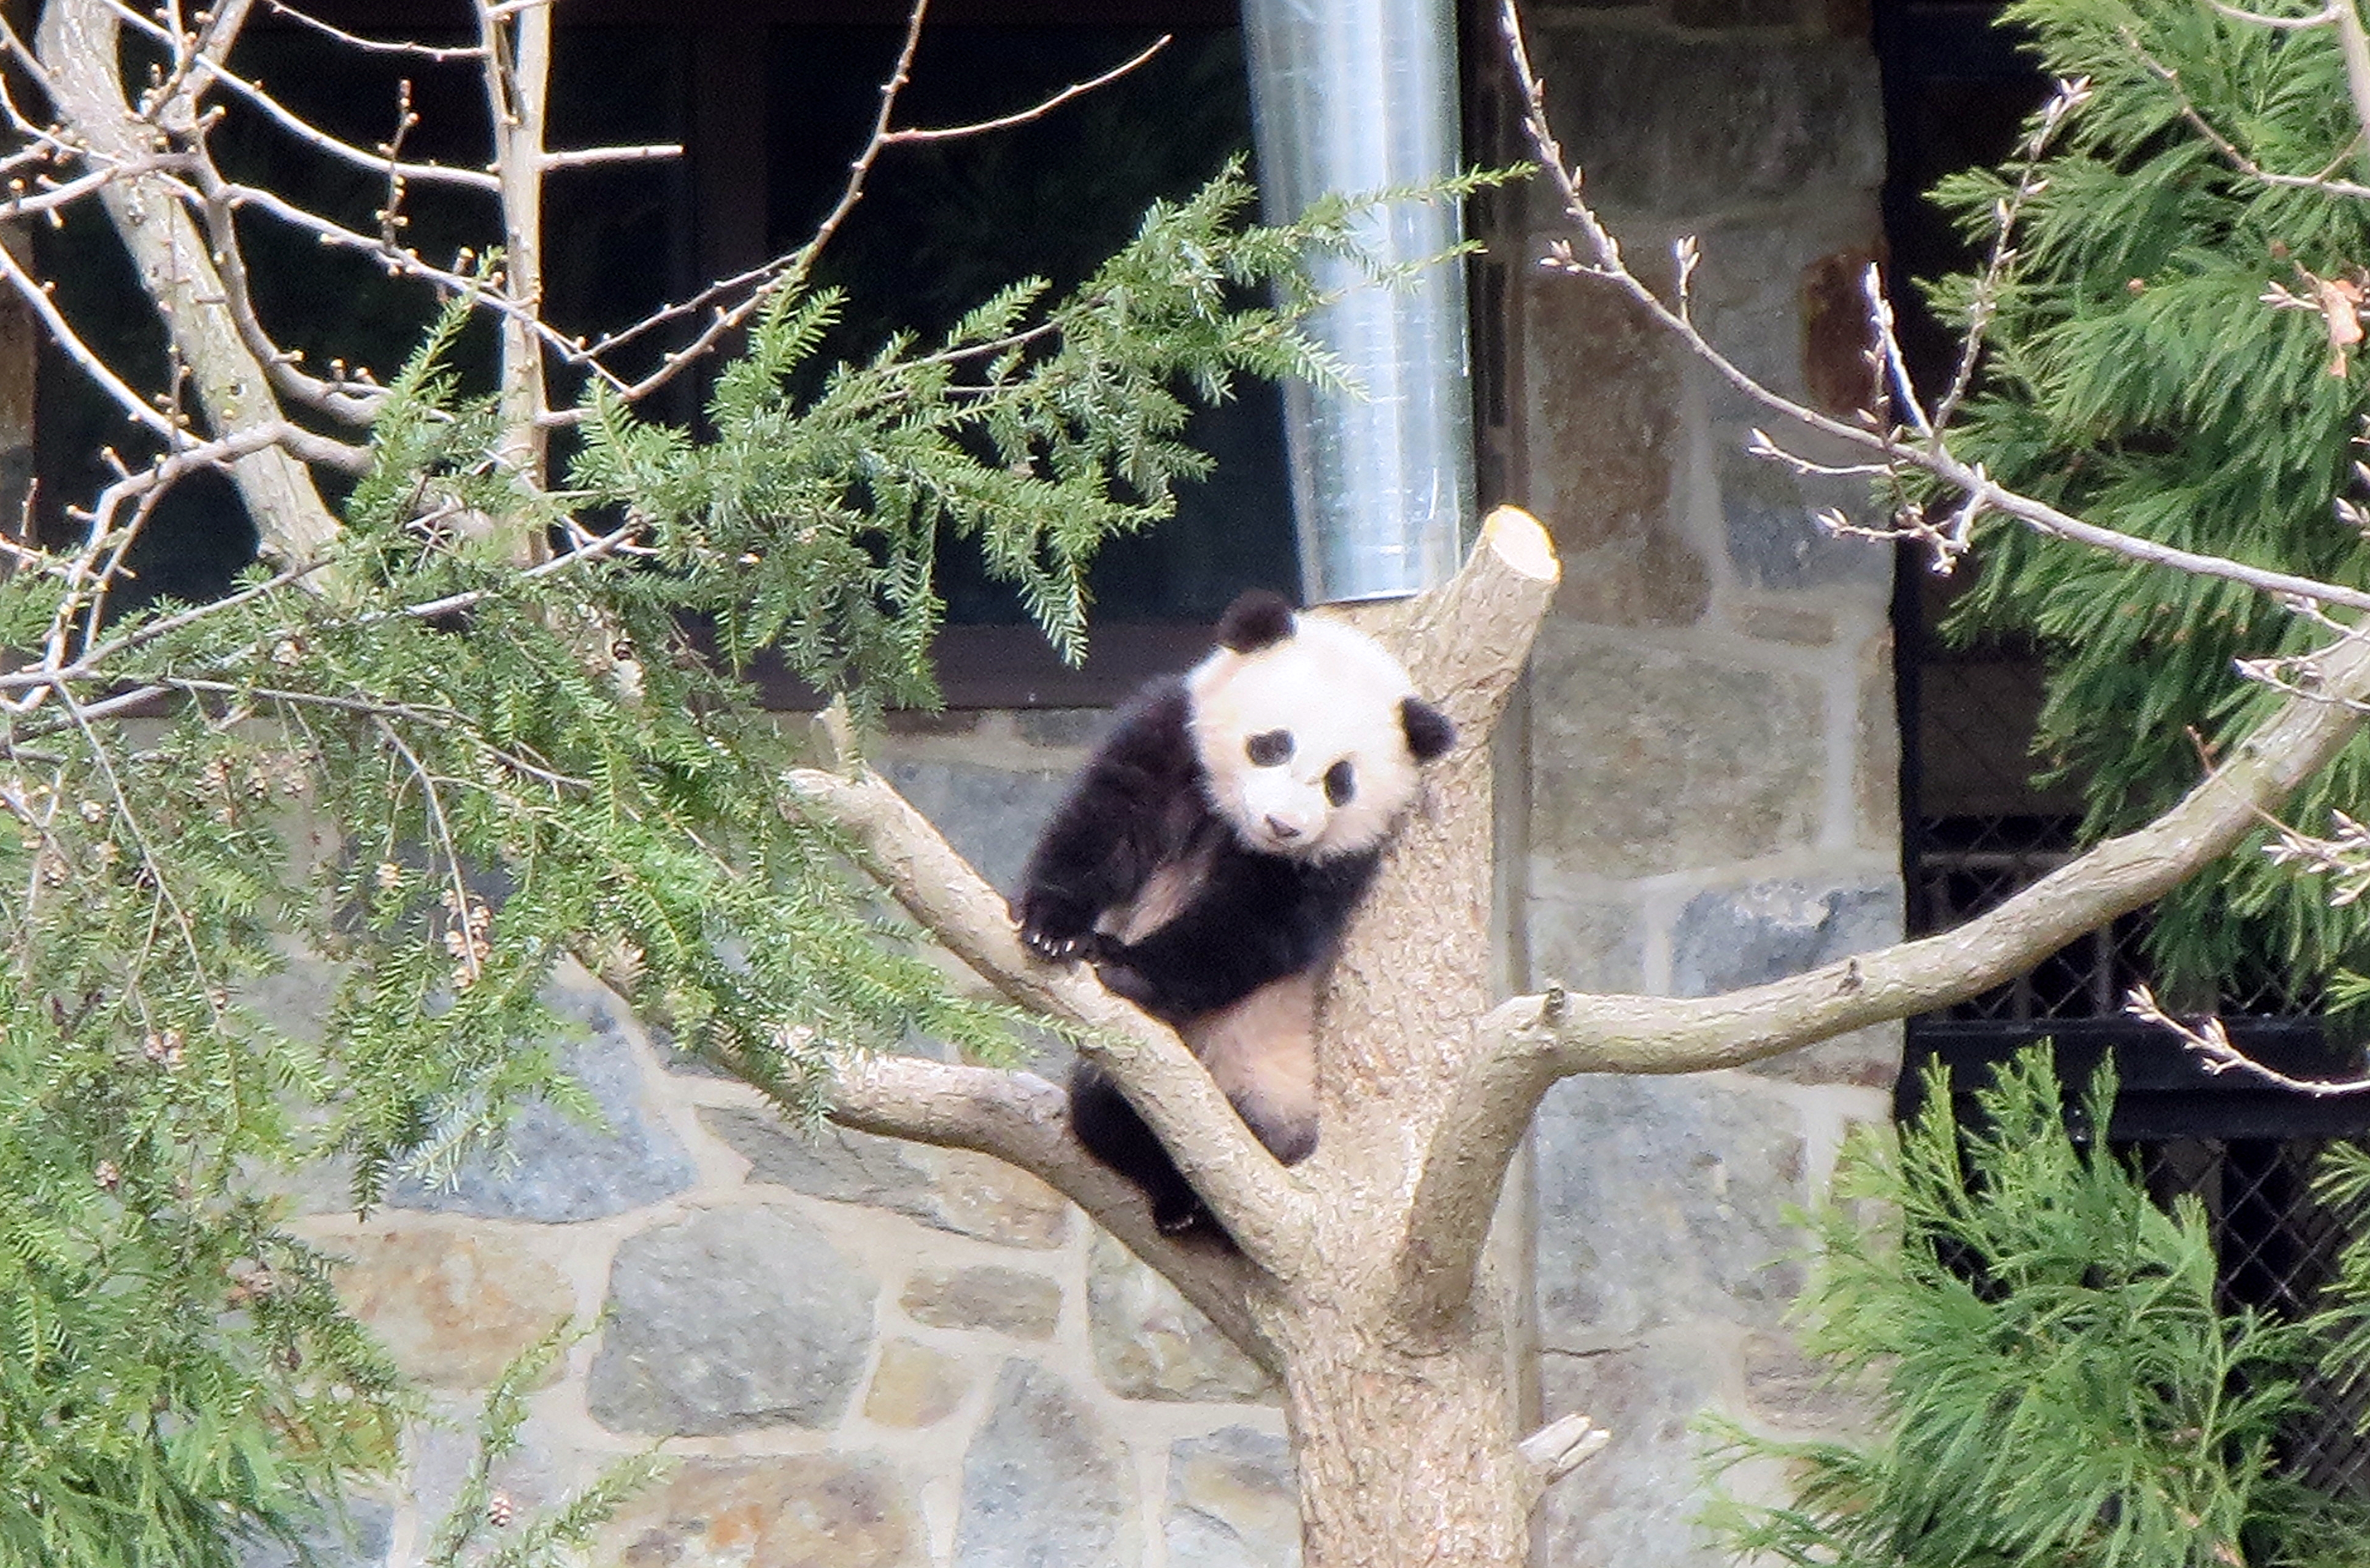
(2127, 984, 2370, 1095)
(374, 713, 482, 986)
(260, 0, 488, 60)
(2125, 26, 2370, 199)
(884, 36, 1169, 143)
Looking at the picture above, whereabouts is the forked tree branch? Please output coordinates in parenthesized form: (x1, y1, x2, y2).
(1399, 628, 2370, 1314)
(780, 758, 1314, 1277)
(37, 0, 345, 566)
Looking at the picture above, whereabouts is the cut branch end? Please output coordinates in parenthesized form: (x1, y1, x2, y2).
(1518, 1412, 1610, 1488)
(1480, 502, 1560, 584)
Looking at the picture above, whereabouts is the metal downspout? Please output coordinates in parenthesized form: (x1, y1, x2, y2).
(1243, 0, 1477, 604)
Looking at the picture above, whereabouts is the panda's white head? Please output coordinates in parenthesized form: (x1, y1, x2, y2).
(1185, 590, 1456, 861)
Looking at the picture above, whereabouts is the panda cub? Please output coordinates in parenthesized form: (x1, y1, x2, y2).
(1016, 590, 1456, 1237)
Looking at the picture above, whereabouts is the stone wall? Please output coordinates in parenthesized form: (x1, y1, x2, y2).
(1495, 2, 1901, 1564)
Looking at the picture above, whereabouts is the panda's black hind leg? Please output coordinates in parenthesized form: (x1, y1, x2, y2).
(1068, 1058, 1210, 1235)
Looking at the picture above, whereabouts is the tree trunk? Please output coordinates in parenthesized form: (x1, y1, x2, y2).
(1239, 515, 1555, 1566)
(1271, 1289, 1535, 1568)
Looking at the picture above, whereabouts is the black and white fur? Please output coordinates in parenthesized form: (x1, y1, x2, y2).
(1015, 590, 1456, 1237)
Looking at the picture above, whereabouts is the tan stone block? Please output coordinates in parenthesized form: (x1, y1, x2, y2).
(1087, 1231, 1273, 1403)
(862, 1338, 972, 1428)
(608, 1456, 919, 1568)
(331, 1225, 574, 1391)
(899, 1264, 1061, 1340)
(1853, 626, 1902, 850)
(1166, 1427, 1299, 1566)
(1520, 277, 1707, 629)
(931, 1149, 1071, 1249)
(1529, 629, 1825, 879)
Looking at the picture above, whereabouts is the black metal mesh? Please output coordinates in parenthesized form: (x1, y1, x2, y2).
(1907, 654, 2318, 1017)
(2130, 1138, 2370, 1496)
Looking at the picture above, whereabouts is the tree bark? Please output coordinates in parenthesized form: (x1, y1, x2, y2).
(1272, 1292, 1536, 1568)
(36, 0, 344, 566)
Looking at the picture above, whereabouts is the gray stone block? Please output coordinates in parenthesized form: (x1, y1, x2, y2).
(1683, 209, 1883, 415)
(383, 977, 695, 1223)
(1720, 442, 1889, 591)
(1087, 1231, 1274, 1402)
(1165, 1426, 1301, 1568)
(587, 1206, 877, 1435)
(1534, 28, 1883, 217)
(1534, 1339, 1734, 1568)
(705, 1107, 1070, 1248)
(1526, 893, 1647, 994)
(1529, 630, 1825, 880)
(955, 1361, 1131, 1568)
(1670, 877, 1901, 996)
(880, 758, 1070, 896)
(236, 1501, 394, 1568)
(1533, 1075, 1806, 1345)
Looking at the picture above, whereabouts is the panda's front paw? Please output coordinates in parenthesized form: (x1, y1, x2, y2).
(1091, 955, 1161, 1010)
(1017, 892, 1096, 963)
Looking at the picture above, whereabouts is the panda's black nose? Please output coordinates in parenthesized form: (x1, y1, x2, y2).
(1266, 816, 1302, 840)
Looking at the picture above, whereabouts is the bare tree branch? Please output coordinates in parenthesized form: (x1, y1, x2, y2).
(883, 36, 1169, 144)
(1517, 1413, 1610, 1493)
(1499, 0, 2370, 620)
(480, 0, 553, 516)
(2125, 26, 2370, 199)
(258, 0, 489, 61)
(542, 0, 1168, 416)
(823, 1052, 1275, 1366)
(2126, 984, 2370, 1096)
(1404, 627, 2370, 1282)
(102, 0, 503, 191)
(37, 0, 345, 565)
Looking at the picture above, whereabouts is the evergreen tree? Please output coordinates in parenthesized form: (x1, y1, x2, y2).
(1931, 0, 2370, 996)
(1706, 1047, 2370, 1568)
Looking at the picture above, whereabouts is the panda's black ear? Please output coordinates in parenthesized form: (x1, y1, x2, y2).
(1401, 697, 1455, 762)
(1215, 590, 1296, 653)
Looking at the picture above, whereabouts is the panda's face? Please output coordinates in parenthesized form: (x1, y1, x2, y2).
(1186, 613, 1441, 861)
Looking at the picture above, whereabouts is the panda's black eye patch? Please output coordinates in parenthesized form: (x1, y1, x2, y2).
(1246, 729, 1293, 767)
(1323, 759, 1355, 806)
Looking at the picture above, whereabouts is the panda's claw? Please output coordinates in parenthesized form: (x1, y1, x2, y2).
(1017, 891, 1102, 966)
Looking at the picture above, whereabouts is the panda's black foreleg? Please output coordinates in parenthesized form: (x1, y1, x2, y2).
(1068, 1058, 1210, 1235)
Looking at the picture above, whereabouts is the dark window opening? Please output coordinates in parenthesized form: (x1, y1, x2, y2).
(29, 0, 1294, 685)
(764, 20, 1292, 628)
